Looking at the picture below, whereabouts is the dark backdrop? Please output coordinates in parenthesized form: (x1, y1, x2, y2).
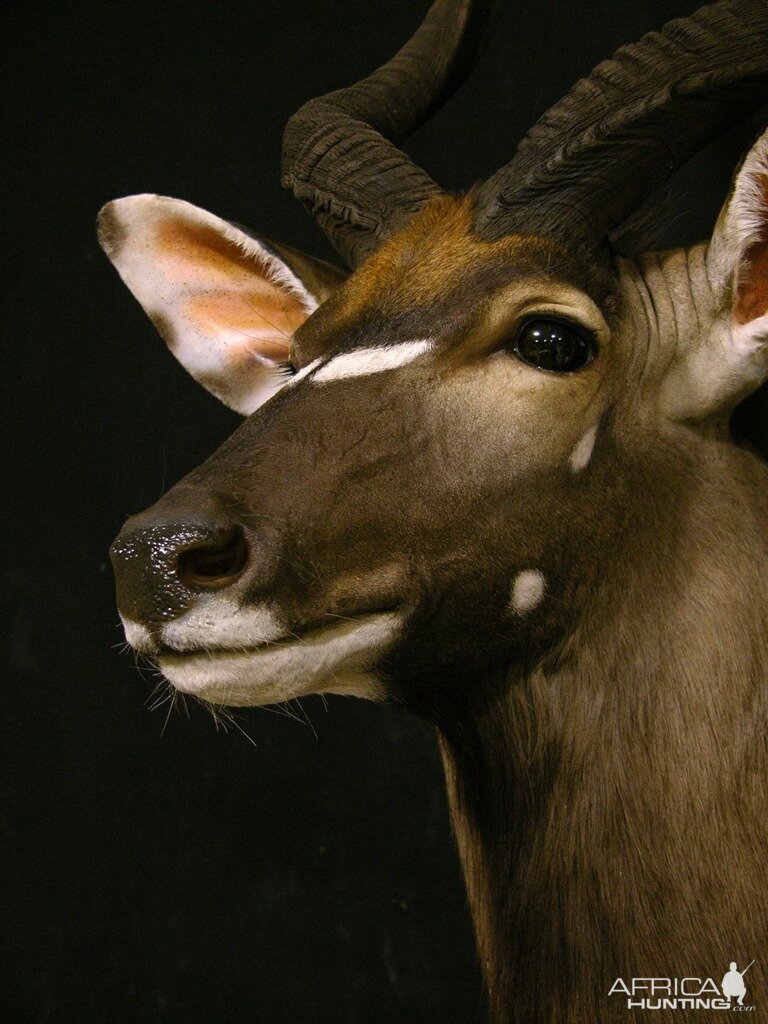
(4, 1, 767, 1021)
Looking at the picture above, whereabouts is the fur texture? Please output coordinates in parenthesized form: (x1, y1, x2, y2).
(100, 3, 768, 1019)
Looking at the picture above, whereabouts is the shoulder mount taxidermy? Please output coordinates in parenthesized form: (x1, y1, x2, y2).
(100, 1, 768, 1021)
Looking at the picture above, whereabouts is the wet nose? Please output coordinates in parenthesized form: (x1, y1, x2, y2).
(110, 512, 250, 625)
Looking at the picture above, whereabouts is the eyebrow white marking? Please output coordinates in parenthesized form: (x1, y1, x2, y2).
(509, 570, 546, 615)
(287, 355, 323, 386)
(313, 339, 434, 383)
(569, 422, 599, 472)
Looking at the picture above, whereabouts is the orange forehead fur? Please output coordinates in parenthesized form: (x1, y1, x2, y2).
(336, 194, 561, 317)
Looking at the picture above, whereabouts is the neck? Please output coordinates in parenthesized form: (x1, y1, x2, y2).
(438, 441, 768, 1024)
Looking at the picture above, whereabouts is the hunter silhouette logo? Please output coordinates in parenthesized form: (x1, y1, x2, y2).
(722, 962, 754, 1007)
(609, 962, 757, 1011)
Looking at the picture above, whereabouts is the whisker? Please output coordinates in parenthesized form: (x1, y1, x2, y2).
(148, 690, 173, 713)
(221, 710, 259, 749)
(290, 696, 318, 741)
(160, 689, 178, 735)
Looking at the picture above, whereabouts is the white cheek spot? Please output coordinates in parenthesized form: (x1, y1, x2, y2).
(509, 570, 546, 615)
(313, 339, 433, 383)
(569, 422, 599, 472)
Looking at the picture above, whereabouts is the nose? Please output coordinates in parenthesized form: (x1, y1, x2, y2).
(110, 511, 250, 625)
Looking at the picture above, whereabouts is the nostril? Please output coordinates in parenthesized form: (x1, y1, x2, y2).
(177, 526, 249, 590)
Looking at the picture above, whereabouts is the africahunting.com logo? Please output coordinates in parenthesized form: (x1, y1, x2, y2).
(609, 961, 756, 1012)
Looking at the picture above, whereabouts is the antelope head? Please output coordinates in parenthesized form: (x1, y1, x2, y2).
(102, 0, 768, 725)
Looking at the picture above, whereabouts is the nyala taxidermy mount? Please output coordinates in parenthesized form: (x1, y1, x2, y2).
(100, 1, 768, 1021)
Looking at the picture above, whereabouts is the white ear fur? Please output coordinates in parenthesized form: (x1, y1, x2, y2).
(663, 132, 768, 421)
(98, 194, 325, 414)
(708, 131, 768, 309)
(707, 131, 768, 405)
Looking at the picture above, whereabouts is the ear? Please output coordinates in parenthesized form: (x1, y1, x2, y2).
(703, 132, 768, 414)
(710, 131, 768, 326)
(97, 194, 345, 414)
(661, 132, 768, 422)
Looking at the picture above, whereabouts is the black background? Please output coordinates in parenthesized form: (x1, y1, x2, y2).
(4, 1, 767, 1021)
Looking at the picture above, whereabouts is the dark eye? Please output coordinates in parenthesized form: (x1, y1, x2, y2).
(511, 318, 595, 372)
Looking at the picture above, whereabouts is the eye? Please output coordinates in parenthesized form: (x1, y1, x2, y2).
(511, 318, 595, 372)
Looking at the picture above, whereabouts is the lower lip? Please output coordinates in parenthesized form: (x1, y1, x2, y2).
(158, 645, 275, 701)
(155, 612, 400, 706)
(159, 642, 275, 664)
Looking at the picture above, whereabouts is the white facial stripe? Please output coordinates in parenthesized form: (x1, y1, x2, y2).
(509, 570, 546, 615)
(121, 616, 154, 654)
(161, 597, 283, 652)
(569, 422, 599, 472)
(158, 612, 400, 706)
(313, 340, 434, 383)
(287, 355, 323, 385)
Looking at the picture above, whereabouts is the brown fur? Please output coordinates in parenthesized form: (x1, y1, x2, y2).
(437, 425, 768, 1023)
(293, 195, 606, 368)
(107, 178, 768, 1024)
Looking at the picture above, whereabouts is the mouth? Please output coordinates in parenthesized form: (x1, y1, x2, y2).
(154, 612, 402, 706)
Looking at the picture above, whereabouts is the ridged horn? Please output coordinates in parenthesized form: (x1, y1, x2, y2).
(282, 0, 495, 268)
(473, 0, 768, 252)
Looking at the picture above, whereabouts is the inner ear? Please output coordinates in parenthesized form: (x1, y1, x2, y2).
(734, 168, 768, 325)
(97, 194, 338, 414)
(154, 217, 314, 351)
